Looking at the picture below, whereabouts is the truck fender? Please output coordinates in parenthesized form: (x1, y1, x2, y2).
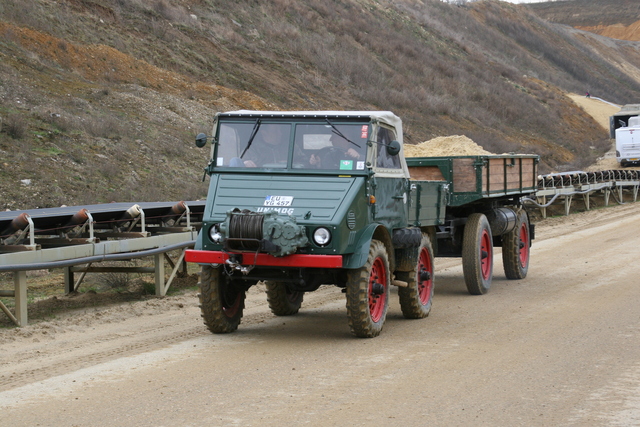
(193, 230, 205, 251)
(342, 224, 392, 269)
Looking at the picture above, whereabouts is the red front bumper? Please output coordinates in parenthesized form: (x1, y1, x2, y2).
(185, 249, 343, 268)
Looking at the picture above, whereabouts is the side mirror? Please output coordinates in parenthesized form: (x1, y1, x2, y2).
(195, 133, 208, 148)
(387, 140, 401, 156)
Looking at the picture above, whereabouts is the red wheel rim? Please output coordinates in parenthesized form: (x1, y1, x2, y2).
(222, 290, 243, 318)
(417, 247, 433, 305)
(368, 257, 387, 323)
(480, 229, 492, 280)
(286, 291, 302, 304)
(518, 222, 530, 268)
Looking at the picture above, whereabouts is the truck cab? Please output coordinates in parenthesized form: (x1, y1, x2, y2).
(190, 110, 411, 261)
(186, 111, 428, 337)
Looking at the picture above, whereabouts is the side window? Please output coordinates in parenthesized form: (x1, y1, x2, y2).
(216, 124, 241, 166)
(376, 127, 401, 169)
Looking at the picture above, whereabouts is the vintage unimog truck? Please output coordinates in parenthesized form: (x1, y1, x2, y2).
(185, 111, 538, 337)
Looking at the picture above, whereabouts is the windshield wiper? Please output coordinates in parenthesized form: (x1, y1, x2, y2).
(325, 119, 361, 148)
(240, 118, 262, 159)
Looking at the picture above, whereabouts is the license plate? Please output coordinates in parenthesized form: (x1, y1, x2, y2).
(264, 196, 293, 207)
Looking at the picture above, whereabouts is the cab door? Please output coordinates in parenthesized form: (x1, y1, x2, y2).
(371, 126, 408, 230)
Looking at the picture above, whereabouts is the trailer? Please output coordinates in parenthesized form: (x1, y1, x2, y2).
(406, 154, 538, 294)
(185, 111, 539, 337)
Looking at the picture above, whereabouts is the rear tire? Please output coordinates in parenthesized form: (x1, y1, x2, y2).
(265, 281, 304, 316)
(502, 209, 530, 280)
(346, 240, 390, 338)
(198, 265, 245, 333)
(398, 233, 435, 319)
(462, 213, 493, 295)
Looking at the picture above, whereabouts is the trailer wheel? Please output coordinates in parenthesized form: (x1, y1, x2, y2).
(462, 213, 493, 295)
(398, 233, 435, 319)
(198, 265, 245, 333)
(346, 240, 390, 338)
(502, 210, 530, 280)
(265, 281, 304, 316)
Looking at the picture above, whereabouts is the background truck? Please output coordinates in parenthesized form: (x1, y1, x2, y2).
(186, 111, 538, 337)
(614, 115, 640, 167)
(610, 104, 640, 167)
(610, 104, 640, 138)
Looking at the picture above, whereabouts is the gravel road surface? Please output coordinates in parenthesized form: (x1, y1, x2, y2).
(1, 202, 639, 426)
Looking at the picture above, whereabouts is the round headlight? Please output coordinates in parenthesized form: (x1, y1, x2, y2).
(208, 224, 222, 243)
(313, 227, 332, 246)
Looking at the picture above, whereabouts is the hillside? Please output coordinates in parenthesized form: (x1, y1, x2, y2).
(529, 0, 640, 28)
(1, 0, 640, 210)
(529, 0, 640, 41)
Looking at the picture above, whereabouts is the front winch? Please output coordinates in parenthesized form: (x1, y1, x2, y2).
(219, 208, 308, 257)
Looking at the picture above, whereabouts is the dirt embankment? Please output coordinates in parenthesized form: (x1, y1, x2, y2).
(577, 20, 640, 41)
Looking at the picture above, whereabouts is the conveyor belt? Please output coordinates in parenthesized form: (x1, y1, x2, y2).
(530, 170, 640, 216)
(0, 201, 205, 239)
(0, 200, 206, 326)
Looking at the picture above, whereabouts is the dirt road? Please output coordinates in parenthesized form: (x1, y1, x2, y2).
(1, 202, 640, 426)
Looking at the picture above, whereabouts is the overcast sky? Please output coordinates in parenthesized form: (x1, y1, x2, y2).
(501, 0, 556, 3)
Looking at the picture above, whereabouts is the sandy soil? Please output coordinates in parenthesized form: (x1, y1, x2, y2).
(404, 135, 492, 157)
(1, 202, 640, 425)
(567, 93, 620, 131)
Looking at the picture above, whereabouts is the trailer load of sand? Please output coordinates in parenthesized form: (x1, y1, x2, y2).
(404, 135, 493, 157)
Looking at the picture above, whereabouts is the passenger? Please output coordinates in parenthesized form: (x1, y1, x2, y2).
(310, 133, 362, 168)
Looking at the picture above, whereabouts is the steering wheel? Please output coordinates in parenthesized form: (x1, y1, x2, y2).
(319, 147, 347, 169)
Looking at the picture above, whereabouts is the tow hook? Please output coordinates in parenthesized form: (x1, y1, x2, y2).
(225, 254, 254, 275)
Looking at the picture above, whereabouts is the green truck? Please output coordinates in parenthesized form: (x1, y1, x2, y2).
(185, 111, 538, 337)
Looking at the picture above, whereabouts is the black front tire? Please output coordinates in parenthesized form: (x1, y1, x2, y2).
(398, 233, 435, 319)
(265, 281, 304, 316)
(198, 265, 246, 333)
(346, 240, 390, 338)
(462, 213, 493, 295)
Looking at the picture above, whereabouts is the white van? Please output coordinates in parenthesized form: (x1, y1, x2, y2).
(615, 115, 640, 167)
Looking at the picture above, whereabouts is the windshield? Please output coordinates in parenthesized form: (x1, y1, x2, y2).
(215, 121, 369, 171)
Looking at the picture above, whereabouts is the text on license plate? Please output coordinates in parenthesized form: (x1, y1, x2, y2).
(264, 196, 294, 207)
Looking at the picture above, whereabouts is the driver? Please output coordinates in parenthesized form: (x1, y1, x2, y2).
(243, 124, 289, 167)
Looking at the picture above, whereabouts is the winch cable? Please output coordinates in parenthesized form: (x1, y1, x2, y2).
(229, 211, 264, 250)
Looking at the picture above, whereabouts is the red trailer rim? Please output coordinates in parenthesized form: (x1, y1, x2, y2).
(519, 223, 530, 268)
(480, 229, 492, 280)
